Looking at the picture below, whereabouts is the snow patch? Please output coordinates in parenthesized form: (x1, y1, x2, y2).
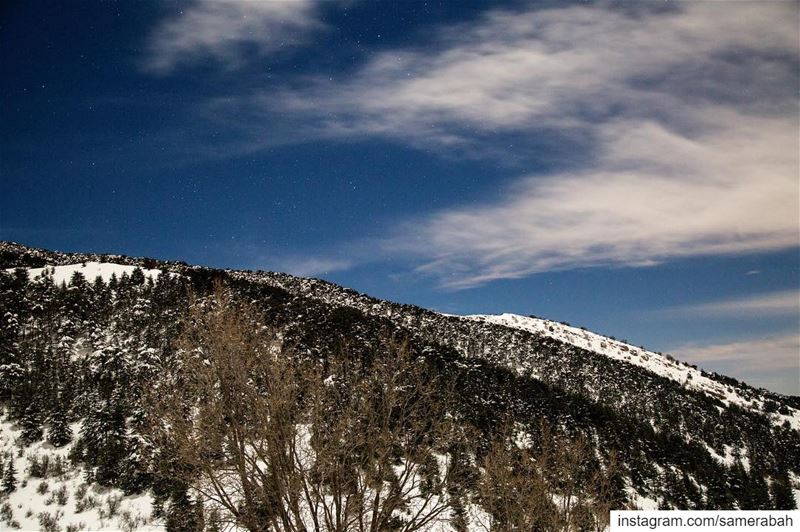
(0, 412, 163, 531)
(11, 262, 166, 285)
(8, 262, 166, 286)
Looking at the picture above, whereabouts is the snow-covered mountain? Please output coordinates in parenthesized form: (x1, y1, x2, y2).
(0, 241, 798, 530)
(465, 313, 799, 431)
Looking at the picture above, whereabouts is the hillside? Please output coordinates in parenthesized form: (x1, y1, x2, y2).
(0, 241, 798, 530)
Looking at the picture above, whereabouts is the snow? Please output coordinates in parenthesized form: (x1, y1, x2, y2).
(7, 262, 166, 286)
(627, 490, 660, 511)
(464, 313, 800, 430)
(702, 443, 736, 467)
(0, 414, 163, 531)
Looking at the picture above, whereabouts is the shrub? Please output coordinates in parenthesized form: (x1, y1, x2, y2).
(45, 485, 68, 506)
(74, 483, 88, 500)
(75, 495, 98, 514)
(98, 495, 122, 520)
(54, 485, 69, 506)
(0, 502, 13, 524)
(37, 510, 63, 532)
(48, 456, 69, 479)
(120, 510, 146, 532)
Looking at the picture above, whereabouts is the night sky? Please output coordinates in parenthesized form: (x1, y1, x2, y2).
(2, 1, 798, 394)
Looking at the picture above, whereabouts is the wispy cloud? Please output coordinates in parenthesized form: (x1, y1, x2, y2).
(249, 2, 797, 150)
(189, 239, 358, 279)
(666, 290, 799, 319)
(270, 256, 354, 278)
(144, 0, 323, 74)
(389, 112, 798, 288)
(357, 3, 798, 287)
(151, 2, 799, 286)
(673, 334, 799, 370)
(671, 333, 800, 395)
(660, 291, 799, 394)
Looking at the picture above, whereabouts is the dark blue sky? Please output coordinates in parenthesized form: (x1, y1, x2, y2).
(2, 1, 798, 393)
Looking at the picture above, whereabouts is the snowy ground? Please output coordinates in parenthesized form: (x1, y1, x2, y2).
(5, 263, 166, 287)
(0, 412, 162, 532)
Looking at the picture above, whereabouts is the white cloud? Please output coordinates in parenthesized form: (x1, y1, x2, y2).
(391, 111, 798, 288)
(674, 334, 799, 370)
(271, 256, 354, 278)
(335, 2, 797, 287)
(667, 290, 799, 319)
(171, 2, 799, 285)
(672, 333, 800, 395)
(261, 2, 797, 148)
(144, 0, 322, 73)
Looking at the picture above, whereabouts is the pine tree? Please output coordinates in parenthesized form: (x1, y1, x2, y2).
(69, 270, 87, 289)
(742, 470, 772, 510)
(770, 472, 797, 510)
(2, 458, 16, 493)
(165, 490, 204, 532)
(79, 396, 131, 487)
(20, 403, 44, 444)
(130, 267, 145, 286)
(681, 472, 703, 509)
(607, 457, 630, 509)
(47, 408, 73, 447)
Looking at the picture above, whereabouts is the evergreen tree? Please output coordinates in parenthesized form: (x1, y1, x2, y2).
(79, 396, 131, 487)
(2, 458, 16, 493)
(770, 472, 797, 510)
(0, 269, 27, 368)
(681, 472, 703, 509)
(69, 270, 87, 289)
(446, 441, 478, 528)
(62, 271, 90, 328)
(741, 470, 772, 510)
(0, 363, 23, 402)
(20, 403, 44, 444)
(130, 267, 145, 286)
(607, 458, 630, 509)
(47, 406, 73, 447)
(165, 490, 204, 532)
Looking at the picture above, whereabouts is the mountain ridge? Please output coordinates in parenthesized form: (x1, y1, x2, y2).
(2, 238, 796, 402)
(1, 240, 798, 521)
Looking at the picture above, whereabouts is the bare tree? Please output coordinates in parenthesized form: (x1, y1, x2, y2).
(475, 422, 623, 532)
(144, 288, 467, 532)
(476, 435, 556, 531)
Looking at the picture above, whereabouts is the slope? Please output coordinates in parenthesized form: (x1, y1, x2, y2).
(0, 240, 797, 526)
